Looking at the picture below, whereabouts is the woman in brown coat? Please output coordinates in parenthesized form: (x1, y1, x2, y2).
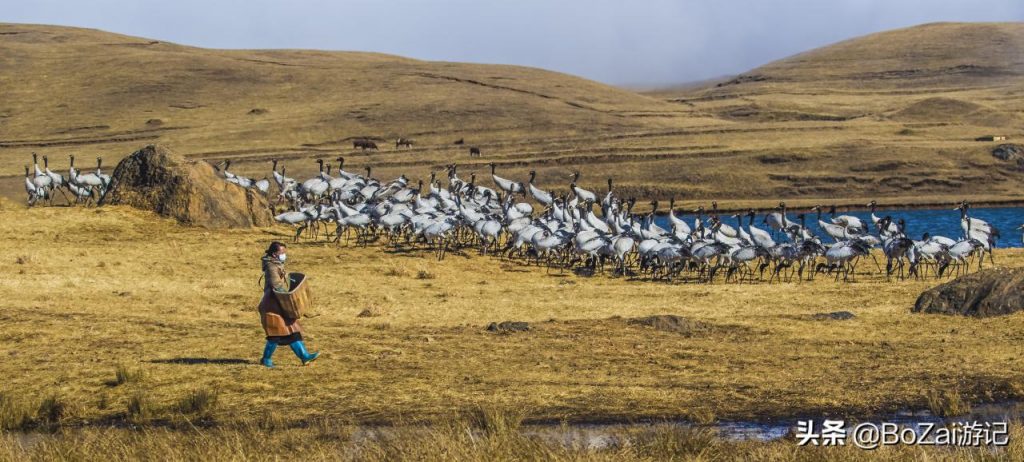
(259, 241, 320, 367)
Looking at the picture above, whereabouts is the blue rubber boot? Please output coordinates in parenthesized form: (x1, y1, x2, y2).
(289, 340, 320, 366)
(260, 340, 277, 368)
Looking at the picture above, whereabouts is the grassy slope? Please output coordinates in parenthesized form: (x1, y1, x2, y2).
(2, 22, 1024, 209)
(2, 201, 1022, 429)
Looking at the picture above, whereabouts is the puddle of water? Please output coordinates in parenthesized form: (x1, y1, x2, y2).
(5, 402, 1020, 450)
(523, 401, 1024, 446)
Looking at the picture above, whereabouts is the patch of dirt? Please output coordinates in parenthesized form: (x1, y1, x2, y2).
(892, 97, 1017, 127)
(626, 315, 708, 336)
(757, 154, 807, 164)
(812, 311, 856, 321)
(357, 306, 387, 318)
(486, 321, 530, 333)
(54, 125, 110, 134)
(913, 267, 1024, 317)
(849, 161, 911, 172)
(169, 102, 203, 110)
(99, 144, 272, 228)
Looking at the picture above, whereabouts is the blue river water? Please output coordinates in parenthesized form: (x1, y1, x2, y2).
(652, 206, 1024, 248)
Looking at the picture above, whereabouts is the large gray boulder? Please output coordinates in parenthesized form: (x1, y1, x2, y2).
(913, 267, 1024, 317)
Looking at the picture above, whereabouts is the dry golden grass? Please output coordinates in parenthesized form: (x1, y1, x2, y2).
(3, 21, 1024, 458)
(2, 413, 1023, 460)
(1, 202, 1023, 432)
(2, 23, 1024, 210)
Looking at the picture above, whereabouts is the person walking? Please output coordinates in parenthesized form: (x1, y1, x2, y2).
(258, 241, 320, 367)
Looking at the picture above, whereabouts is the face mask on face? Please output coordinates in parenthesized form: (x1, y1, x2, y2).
(277, 253, 287, 263)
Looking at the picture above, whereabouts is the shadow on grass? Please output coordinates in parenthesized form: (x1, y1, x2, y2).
(148, 358, 251, 365)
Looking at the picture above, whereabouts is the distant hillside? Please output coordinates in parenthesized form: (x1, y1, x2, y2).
(0, 23, 684, 178)
(660, 23, 1024, 128)
(713, 22, 1024, 90)
(3, 22, 1024, 208)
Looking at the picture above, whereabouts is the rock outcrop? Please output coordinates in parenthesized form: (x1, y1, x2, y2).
(913, 267, 1024, 317)
(100, 145, 272, 228)
(991, 144, 1024, 161)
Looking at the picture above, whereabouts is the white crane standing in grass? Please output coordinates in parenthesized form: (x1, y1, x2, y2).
(569, 171, 597, 203)
(745, 209, 776, 250)
(956, 201, 999, 263)
(96, 157, 112, 193)
(526, 171, 553, 207)
(24, 165, 48, 206)
(489, 163, 524, 196)
(41, 155, 71, 204)
(69, 155, 106, 200)
(30, 153, 54, 204)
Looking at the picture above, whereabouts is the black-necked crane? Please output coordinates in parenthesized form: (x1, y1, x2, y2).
(299, 159, 329, 201)
(667, 198, 691, 236)
(813, 205, 849, 242)
(763, 201, 791, 232)
(30, 153, 53, 192)
(446, 164, 466, 193)
(569, 171, 597, 203)
(828, 204, 865, 234)
(746, 209, 776, 250)
(601, 178, 615, 212)
(41, 155, 70, 204)
(24, 165, 47, 206)
(95, 157, 112, 191)
(489, 163, 524, 195)
(956, 201, 998, 251)
(819, 239, 871, 282)
(945, 238, 985, 277)
(710, 202, 739, 238)
(220, 160, 254, 189)
(526, 171, 553, 207)
(69, 155, 103, 194)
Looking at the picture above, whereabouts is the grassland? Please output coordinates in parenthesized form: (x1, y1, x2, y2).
(2, 22, 1024, 210)
(4, 20, 1024, 459)
(1, 199, 1023, 458)
(3, 417, 1024, 461)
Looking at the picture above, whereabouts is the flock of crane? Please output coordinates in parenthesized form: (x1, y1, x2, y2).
(23, 153, 111, 206)
(23, 152, 1009, 283)
(225, 157, 1004, 283)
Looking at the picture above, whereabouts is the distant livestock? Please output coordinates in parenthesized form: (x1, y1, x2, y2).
(469, 147, 481, 157)
(353, 139, 379, 151)
(454, 138, 464, 145)
(395, 137, 414, 149)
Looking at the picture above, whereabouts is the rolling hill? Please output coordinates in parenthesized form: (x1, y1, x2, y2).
(2, 22, 1024, 208)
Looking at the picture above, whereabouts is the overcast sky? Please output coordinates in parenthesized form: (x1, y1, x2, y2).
(4, 0, 1022, 86)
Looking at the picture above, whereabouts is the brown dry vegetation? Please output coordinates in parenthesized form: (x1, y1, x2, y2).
(3, 417, 1024, 461)
(4, 20, 1024, 459)
(1, 201, 1023, 458)
(2, 22, 1024, 210)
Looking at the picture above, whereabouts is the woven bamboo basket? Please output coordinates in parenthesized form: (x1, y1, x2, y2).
(274, 272, 312, 319)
